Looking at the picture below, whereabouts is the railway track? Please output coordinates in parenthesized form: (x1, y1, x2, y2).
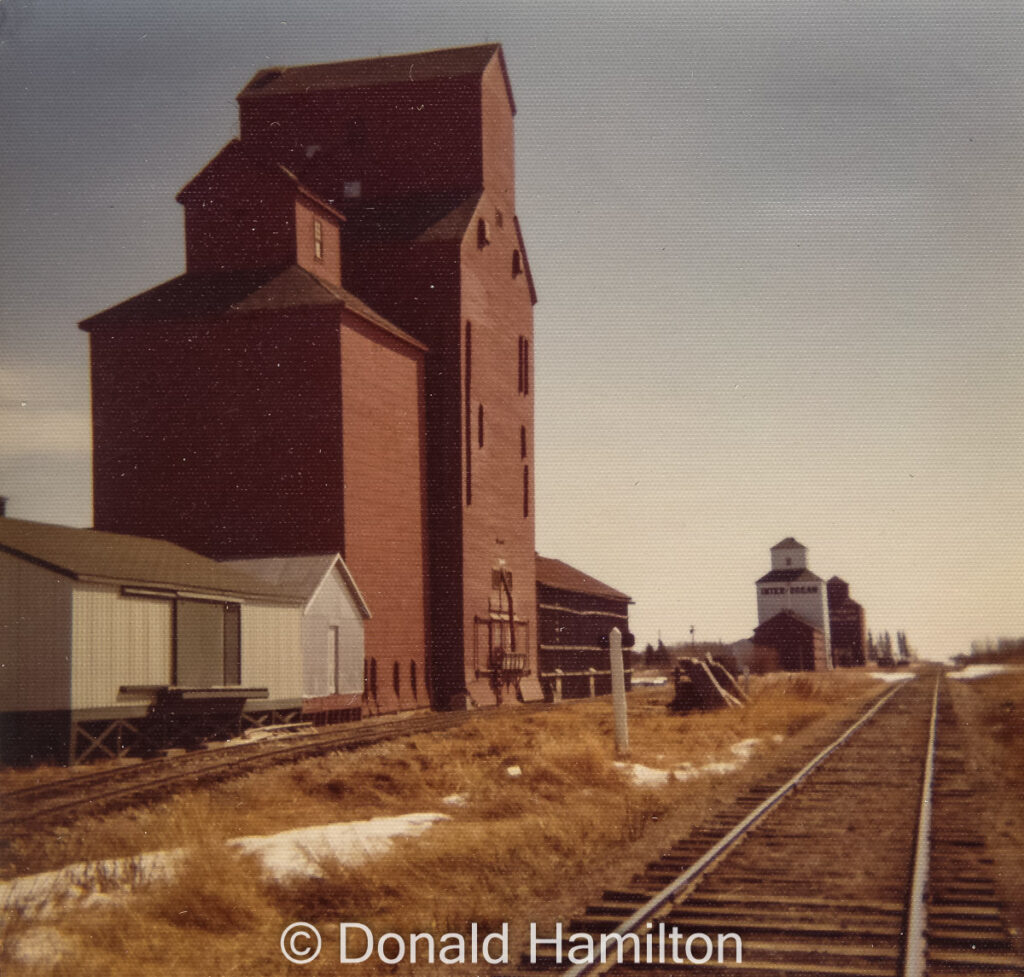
(0, 686, 666, 831)
(1, 708, 482, 829)
(515, 676, 1023, 977)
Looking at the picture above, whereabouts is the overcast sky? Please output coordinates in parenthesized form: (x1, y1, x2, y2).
(2, 0, 1021, 660)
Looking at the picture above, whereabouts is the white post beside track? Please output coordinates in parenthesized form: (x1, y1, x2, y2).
(609, 627, 629, 757)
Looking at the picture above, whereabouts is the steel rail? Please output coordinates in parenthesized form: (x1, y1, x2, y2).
(2, 725, 369, 805)
(1, 711, 472, 826)
(901, 675, 940, 977)
(2, 695, 570, 827)
(2, 713, 448, 804)
(557, 679, 912, 977)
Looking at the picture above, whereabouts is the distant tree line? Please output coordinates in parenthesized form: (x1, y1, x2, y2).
(959, 636, 1024, 665)
(866, 630, 913, 666)
(637, 640, 737, 673)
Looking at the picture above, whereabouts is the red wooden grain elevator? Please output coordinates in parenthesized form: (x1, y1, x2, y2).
(82, 43, 540, 712)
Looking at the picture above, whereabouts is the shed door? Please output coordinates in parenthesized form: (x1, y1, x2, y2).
(175, 599, 239, 687)
(328, 625, 340, 694)
(223, 603, 241, 684)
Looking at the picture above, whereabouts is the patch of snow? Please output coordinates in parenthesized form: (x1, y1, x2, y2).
(621, 737, 761, 786)
(672, 759, 740, 780)
(0, 813, 448, 922)
(730, 738, 761, 759)
(442, 792, 468, 806)
(614, 762, 672, 787)
(7, 926, 77, 965)
(867, 671, 916, 683)
(697, 761, 741, 776)
(631, 676, 669, 686)
(232, 813, 448, 882)
(947, 664, 1022, 681)
(0, 851, 180, 921)
(771, 734, 784, 744)
(505, 765, 523, 778)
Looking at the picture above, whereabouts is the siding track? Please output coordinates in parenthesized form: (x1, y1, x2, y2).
(518, 676, 1023, 977)
(1, 709, 482, 829)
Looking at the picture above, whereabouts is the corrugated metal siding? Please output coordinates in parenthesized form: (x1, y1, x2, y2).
(71, 583, 172, 710)
(0, 552, 74, 711)
(241, 603, 304, 701)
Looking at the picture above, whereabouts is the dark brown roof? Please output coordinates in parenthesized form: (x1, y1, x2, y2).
(0, 517, 300, 602)
(771, 537, 806, 550)
(193, 141, 483, 247)
(827, 576, 851, 599)
(176, 140, 347, 222)
(238, 43, 514, 113)
(756, 567, 823, 585)
(336, 193, 535, 300)
(338, 191, 482, 245)
(536, 555, 631, 602)
(754, 609, 822, 635)
(79, 265, 426, 351)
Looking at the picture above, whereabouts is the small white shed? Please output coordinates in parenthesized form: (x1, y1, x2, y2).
(0, 517, 304, 764)
(224, 554, 370, 723)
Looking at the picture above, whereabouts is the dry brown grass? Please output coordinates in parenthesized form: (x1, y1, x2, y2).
(0, 673, 886, 976)
(946, 669, 1024, 951)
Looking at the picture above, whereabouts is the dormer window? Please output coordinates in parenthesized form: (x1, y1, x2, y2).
(313, 219, 323, 261)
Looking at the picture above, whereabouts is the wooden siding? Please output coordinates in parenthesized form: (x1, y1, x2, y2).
(91, 310, 347, 559)
(339, 241, 465, 706)
(241, 602, 304, 704)
(295, 197, 342, 287)
(70, 583, 172, 710)
(0, 552, 73, 712)
(537, 584, 631, 698)
(459, 188, 539, 706)
(340, 311, 430, 714)
(239, 75, 484, 198)
(182, 168, 296, 274)
(71, 584, 301, 711)
(752, 612, 829, 673)
(481, 52, 516, 217)
(756, 580, 832, 664)
(828, 578, 866, 667)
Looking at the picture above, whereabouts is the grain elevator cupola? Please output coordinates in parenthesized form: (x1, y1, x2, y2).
(770, 537, 808, 571)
